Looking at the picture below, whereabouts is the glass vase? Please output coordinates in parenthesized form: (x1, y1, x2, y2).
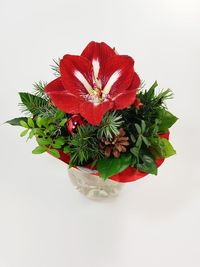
(67, 166, 123, 200)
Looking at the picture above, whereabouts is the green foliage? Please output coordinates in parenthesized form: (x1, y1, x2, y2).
(8, 78, 178, 180)
(158, 109, 178, 133)
(137, 154, 157, 175)
(96, 153, 132, 180)
(50, 58, 60, 77)
(19, 92, 57, 117)
(49, 149, 60, 158)
(20, 120, 29, 128)
(97, 111, 123, 140)
(33, 81, 48, 100)
(32, 146, 47, 154)
(68, 124, 100, 167)
(20, 129, 29, 137)
(19, 113, 68, 157)
(150, 137, 176, 159)
(6, 117, 28, 126)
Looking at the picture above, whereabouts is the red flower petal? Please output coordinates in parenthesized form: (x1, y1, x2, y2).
(45, 77, 64, 93)
(99, 55, 135, 98)
(112, 73, 140, 109)
(45, 78, 81, 114)
(79, 101, 113, 125)
(60, 55, 94, 96)
(81, 41, 115, 65)
(113, 90, 136, 109)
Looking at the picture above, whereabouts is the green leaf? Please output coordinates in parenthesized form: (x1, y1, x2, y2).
(96, 153, 132, 180)
(142, 136, 150, 147)
(150, 137, 176, 158)
(39, 117, 50, 128)
(146, 80, 158, 99)
(63, 146, 70, 154)
(54, 136, 65, 146)
(137, 155, 157, 175)
(141, 120, 146, 133)
(36, 117, 42, 128)
(32, 146, 47, 154)
(59, 118, 68, 127)
(136, 135, 142, 148)
(160, 138, 176, 158)
(20, 129, 29, 137)
(130, 156, 137, 167)
(28, 117, 35, 128)
(55, 110, 65, 120)
(29, 129, 35, 139)
(6, 117, 28, 126)
(130, 147, 139, 158)
(130, 134, 136, 143)
(49, 149, 60, 158)
(20, 120, 29, 128)
(52, 143, 62, 149)
(37, 137, 52, 145)
(158, 109, 178, 132)
(135, 123, 141, 134)
(33, 128, 44, 137)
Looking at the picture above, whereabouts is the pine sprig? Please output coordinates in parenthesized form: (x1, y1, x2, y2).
(19, 92, 57, 117)
(68, 124, 101, 166)
(50, 58, 60, 77)
(33, 81, 48, 100)
(97, 111, 123, 140)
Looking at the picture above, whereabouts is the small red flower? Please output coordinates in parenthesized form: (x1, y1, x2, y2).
(45, 41, 140, 125)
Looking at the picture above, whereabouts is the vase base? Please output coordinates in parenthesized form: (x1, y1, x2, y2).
(68, 167, 123, 200)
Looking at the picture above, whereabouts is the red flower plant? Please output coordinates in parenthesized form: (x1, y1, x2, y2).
(45, 41, 140, 125)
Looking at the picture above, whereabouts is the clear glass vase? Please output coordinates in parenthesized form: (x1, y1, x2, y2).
(67, 166, 123, 200)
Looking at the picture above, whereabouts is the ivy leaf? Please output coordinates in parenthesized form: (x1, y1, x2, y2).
(137, 155, 157, 175)
(28, 117, 35, 128)
(158, 109, 178, 132)
(49, 149, 60, 158)
(32, 146, 47, 154)
(20, 129, 29, 137)
(6, 117, 28, 126)
(96, 153, 132, 180)
(20, 120, 29, 128)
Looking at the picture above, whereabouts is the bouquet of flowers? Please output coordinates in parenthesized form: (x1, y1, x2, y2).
(7, 41, 177, 184)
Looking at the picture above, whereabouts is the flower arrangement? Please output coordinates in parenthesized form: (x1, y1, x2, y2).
(7, 41, 177, 183)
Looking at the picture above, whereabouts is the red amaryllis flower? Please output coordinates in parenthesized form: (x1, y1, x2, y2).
(45, 41, 140, 125)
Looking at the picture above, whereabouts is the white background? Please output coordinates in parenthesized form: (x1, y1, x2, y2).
(0, 0, 200, 266)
